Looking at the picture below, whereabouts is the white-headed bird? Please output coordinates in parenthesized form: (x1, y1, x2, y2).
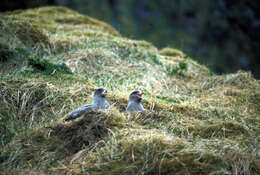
(64, 88, 110, 122)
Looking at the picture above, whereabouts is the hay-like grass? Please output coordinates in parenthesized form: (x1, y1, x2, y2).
(57, 129, 227, 174)
(159, 48, 184, 57)
(1, 6, 260, 175)
(1, 108, 125, 169)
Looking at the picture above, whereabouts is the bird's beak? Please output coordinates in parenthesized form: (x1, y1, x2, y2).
(138, 93, 143, 97)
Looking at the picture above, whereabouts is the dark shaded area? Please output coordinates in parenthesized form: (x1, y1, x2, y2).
(0, 0, 56, 11)
(0, 48, 13, 62)
(1, 0, 260, 78)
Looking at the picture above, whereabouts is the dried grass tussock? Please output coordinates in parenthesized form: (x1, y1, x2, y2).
(1, 6, 260, 175)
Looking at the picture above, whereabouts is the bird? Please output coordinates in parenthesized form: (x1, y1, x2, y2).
(64, 88, 110, 122)
(126, 90, 145, 112)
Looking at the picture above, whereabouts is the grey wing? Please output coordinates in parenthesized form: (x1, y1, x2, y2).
(104, 100, 110, 109)
(138, 104, 145, 111)
(64, 104, 94, 121)
(126, 103, 134, 112)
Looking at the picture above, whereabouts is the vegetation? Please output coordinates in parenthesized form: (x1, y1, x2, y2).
(0, 6, 260, 175)
(28, 57, 72, 75)
(51, 0, 260, 78)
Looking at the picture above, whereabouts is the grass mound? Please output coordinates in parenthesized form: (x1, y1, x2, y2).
(1, 6, 119, 36)
(0, 77, 72, 146)
(159, 47, 184, 57)
(0, 6, 260, 175)
(0, 18, 50, 48)
(59, 130, 227, 174)
(1, 108, 125, 169)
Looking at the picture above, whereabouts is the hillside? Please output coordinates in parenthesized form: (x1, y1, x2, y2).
(0, 6, 260, 175)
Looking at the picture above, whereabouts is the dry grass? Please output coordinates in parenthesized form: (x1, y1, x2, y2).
(0, 6, 260, 175)
(55, 129, 227, 174)
(159, 48, 184, 57)
(1, 108, 125, 170)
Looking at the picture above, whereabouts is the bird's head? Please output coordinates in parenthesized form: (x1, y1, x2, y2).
(129, 90, 143, 103)
(94, 88, 108, 98)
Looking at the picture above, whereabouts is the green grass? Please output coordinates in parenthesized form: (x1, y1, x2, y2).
(0, 6, 260, 175)
(28, 57, 72, 75)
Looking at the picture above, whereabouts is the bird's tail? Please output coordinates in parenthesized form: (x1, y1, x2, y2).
(64, 105, 92, 122)
(64, 114, 76, 122)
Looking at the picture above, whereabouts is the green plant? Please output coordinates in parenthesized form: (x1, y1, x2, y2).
(166, 61, 187, 75)
(28, 57, 72, 75)
(179, 61, 187, 70)
(156, 95, 180, 103)
(149, 52, 163, 65)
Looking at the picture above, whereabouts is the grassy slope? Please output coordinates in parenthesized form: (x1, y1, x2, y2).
(0, 6, 260, 175)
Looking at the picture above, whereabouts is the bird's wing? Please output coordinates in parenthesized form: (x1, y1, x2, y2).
(138, 104, 145, 111)
(126, 102, 135, 111)
(104, 101, 110, 109)
(64, 104, 95, 121)
(126, 102, 144, 112)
